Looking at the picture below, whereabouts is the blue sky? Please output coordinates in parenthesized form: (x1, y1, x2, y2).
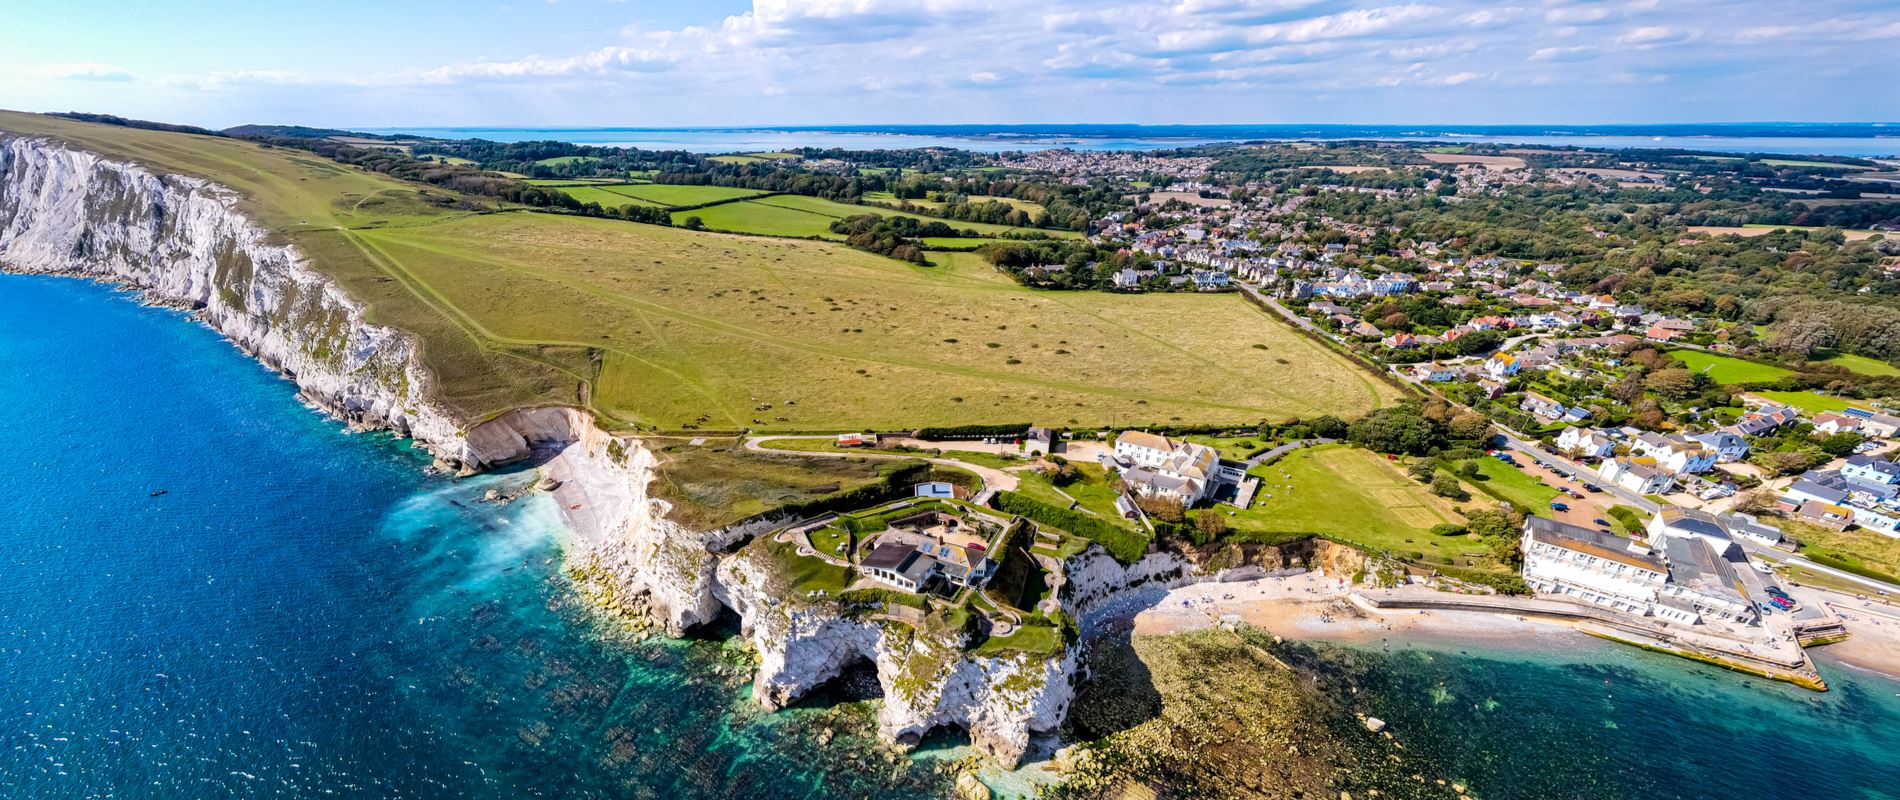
(3, 0, 1896, 128)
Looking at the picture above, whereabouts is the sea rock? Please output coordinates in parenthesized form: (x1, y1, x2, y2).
(1363, 716, 1387, 733)
(954, 772, 992, 800)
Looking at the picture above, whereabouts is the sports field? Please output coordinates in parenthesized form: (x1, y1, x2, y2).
(3, 112, 1400, 432)
(1670, 349, 1794, 384)
(1229, 445, 1466, 554)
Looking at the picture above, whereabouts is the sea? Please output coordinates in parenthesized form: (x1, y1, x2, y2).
(2, 273, 1899, 799)
(365, 124, 1900, 158)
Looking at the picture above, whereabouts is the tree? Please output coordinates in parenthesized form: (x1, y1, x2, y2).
(1407, 459, 1437, 483)
(1464, 507, 1516, 541)
(1644, 368, 1703, 400)
(1430, 472, 1469, 501)
(1448, 410, 1491, 441)
(1135, 495, 1186, 523)
(682, 215, 705, 230)
(1348, 405, 1443, 455)
(1194, 511, 1229, 539)
(1818, 432, 1864, 457)
(1734, 489, 1777, 515)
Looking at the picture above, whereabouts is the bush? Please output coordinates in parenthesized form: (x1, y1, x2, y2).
(1430, 523, 1468, 537)
(916, 423, 1032, 440)
(993, 491, 1150, 564)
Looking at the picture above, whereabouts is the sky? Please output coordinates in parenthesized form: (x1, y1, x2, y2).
(2, 0, 1897, 128)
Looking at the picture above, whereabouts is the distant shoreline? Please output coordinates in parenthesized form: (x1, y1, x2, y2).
(361, 124, 1900, 158)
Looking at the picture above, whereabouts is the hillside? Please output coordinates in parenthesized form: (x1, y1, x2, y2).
(0, 111, 1400, 431)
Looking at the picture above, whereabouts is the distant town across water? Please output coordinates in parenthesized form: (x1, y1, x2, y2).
(365, 123, 1900, 158)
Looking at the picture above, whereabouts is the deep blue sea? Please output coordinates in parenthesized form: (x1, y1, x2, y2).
(2, 274, 1899, 799)
(368, 124, 1900, 158)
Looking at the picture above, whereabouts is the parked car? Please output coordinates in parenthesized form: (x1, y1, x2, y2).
(1593, 518, 1612, 527)
(1583, 484, 1602, 493)
(1754, 562, 1775, 574)
(1550, 501, 1570, 512)
(1758, 603, 1777, 615)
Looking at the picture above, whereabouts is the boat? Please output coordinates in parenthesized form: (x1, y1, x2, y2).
(149, 489, 168, 497)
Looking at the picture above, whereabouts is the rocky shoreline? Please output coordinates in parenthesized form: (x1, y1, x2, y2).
(0, 133, 1362, 768)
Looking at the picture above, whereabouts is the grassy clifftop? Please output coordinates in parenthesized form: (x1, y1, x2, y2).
(0, 111, 1400, 431)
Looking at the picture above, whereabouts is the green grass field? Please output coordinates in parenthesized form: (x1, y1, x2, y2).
(1751, 390, 1870, 415)
(3, 111, 1400, 434)
(1014, 464, 1132, 527)
(1456, 457, 1559, 513)
(606, 184, 769, 207)
(863, 191, 1045, 215)
(1819, 353, 1900, 377)
(1228, 445, 1472, 561)
(553, 185, 668, 209)
(1180, 434, 1270, 461)
(1670, 349, 1794, 384)
(676, 194, 1075, 241)
(534, 155, 596, 166)
(709, 152, 799, 164)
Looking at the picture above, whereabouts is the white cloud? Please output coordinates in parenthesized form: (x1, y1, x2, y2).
(34, 62, 135, 82)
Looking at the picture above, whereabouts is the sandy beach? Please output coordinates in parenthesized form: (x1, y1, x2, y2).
(1133, 572, 1900, 684)
(1132, 572, 1573, 646)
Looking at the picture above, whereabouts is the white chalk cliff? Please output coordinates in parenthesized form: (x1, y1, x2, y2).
(0, 133, 1297, 767)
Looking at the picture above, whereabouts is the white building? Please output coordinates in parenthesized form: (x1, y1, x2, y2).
(1599, 458, 1676, 495)
(1484, 353, 1521, 379)
(1629, 432, 1718, 475)
(1687, 430, 1750, 463)
(1111, 431, 1239, 504)
(1556, 426, 1616, 460)
(1843, 455, 1900, 486)
(1521, 517, 1667, 616)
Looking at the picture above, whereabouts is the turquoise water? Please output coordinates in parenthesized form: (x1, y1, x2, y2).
(1313, 632, 1900, 800)
(4, 273, 1900, 799)
(0, 276, 948, 798)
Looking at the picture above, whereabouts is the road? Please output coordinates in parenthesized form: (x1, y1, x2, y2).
(744, 435, 1020, 502)
(1244, 437, 1335, 468)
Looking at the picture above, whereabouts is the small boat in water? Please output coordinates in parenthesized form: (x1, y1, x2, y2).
(148, 489, 168, 497)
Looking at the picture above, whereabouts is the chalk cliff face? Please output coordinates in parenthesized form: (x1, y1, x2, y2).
(0, 133, 1349, 769)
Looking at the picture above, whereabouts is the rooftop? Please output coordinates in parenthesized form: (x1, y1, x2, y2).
(1525, 516, 1666, 574)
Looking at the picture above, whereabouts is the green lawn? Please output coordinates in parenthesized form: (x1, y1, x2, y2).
(808, 525, 853, 560)
(972, 621, 1062, 656)
(1180, 434, 1270, 461)
(1227, 445, 1473, 563)
(1015, 464, 1132, 526)
(1818, 352, 1900, 377)
(754, 437, 1026, 469)
(1752, 390, 1870, 415)
(1670, 349, 1794, 384)
(1456, 458, 1559, 513)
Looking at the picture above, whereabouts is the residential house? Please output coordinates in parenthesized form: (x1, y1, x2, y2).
(1630, 432, 1718, 475)
(1484, 353, 1521, 379)
(1843, 455, 1900, 486)
(1521, 391, 1567, 421)
(1556, 426, 1617, 460)
(1382, 332, 1420, 349)
(1599, 458, 1676, 495)
(1687, 430, 1750, 463)
(1798, 500, 1854, 531)
(1022, 427, 1055, 456)
(1852, 411, 1900, 439)
(1409, 362, 1461, 382)
(1729, 405, 1800, 437)
(1812, 412, 1863, 436)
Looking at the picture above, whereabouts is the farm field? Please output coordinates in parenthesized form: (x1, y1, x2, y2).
(1818, 353, 1900, 377)
(1227, 445, 1470, 559)
(354, 212, 1402, 431)
(1760, 159, 1859, 169)
(674, 194, 1073, 241)
(863, 191, 1046, 215)
(534, 155, 596, 166)
(1751, 390, 1871, 415)
(4, 111, 1400, 434)
(709, 152, 799, 164)
(1670, 349, 1794, 384)
(554, 185, 668, 208)
(1419, 152, 1526, 170)
(1687, 224, 1885, 241)
(608, 183, 770, 207)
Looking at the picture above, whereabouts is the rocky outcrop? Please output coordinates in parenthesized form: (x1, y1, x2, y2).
(716, 548, 1077, 766)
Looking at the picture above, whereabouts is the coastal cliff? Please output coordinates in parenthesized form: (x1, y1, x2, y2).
(0, 133, 1353, 768)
